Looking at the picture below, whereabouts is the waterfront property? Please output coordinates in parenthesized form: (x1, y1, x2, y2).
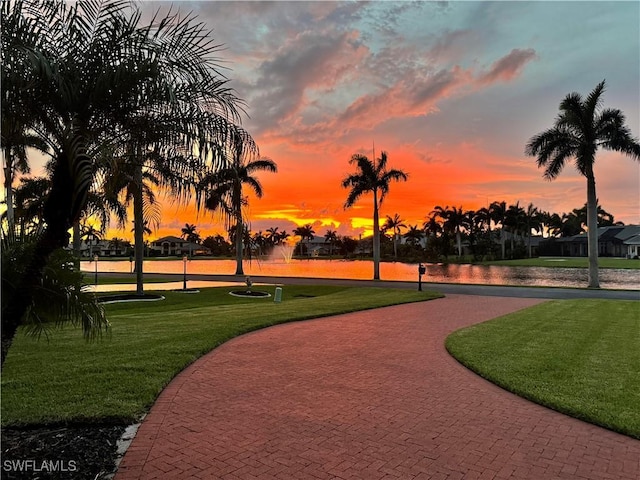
(149, 236, 212, 257)
(542, 225, 640, 258)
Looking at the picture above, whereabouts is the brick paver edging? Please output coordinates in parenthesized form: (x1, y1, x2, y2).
(116, 295, 640, 479)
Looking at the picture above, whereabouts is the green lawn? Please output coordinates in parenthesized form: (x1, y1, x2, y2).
(446, 299, 640, 438)
(481, 257, 640, 269)
(1, 285, 440, 426)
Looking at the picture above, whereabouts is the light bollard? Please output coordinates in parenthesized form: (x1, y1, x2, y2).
(274, 287, 283, 303)
(418, 263, 426, 291)
(182, 254, 188, 290)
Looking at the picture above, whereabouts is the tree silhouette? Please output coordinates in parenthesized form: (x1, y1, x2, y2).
(200, 140, 276, 274)
(324, 229, 338, 257)
(342, 151, 408, 279)
(382, 213, 407, 259)
(293, 224, 315, 256)
(526, 80, 640, 287)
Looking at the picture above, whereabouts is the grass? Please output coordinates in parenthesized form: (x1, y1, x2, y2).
(481, 257, 640, 269)
(446, 299, 640, 439)
(1, 285, 441, 427)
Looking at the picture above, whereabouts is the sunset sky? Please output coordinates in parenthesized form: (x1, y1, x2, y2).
(20, 1, 640, 241)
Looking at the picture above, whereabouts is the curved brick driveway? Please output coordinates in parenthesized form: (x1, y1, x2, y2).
(116, 295, 640, 479)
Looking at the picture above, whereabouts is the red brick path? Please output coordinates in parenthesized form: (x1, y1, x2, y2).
(115, 295, 640, 479)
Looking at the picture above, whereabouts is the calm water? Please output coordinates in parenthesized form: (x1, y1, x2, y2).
(83, 258, 640, 290)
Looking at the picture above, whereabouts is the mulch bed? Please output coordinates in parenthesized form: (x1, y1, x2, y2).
(1, 425, 126, 479)
(228, 290, 270, 297)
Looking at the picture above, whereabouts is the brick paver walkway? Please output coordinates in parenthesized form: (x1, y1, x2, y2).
(115, 295, 640, 479)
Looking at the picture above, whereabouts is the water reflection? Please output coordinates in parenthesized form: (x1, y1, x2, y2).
(82, 258, 639, 290)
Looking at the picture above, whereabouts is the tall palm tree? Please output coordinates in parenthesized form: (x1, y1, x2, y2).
(100, 151, 163, 291)
(199, 139, 276, 275)
(342, 151, 408, 279)
(382, 213, 406, 259)
(293, 224, 315, 256)
(526, 80, 640, 287)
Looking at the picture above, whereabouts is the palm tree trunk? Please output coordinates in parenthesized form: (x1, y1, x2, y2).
(234, 180, 244, 275)
(456, 228, 462, 257)
(235, 214, 244, 275)
(2, 149, 78, 368)
(372, 189, 380, 280)
(3, 159, 15, 241)
(133, 160, 145, 294)
(586, 172, 600, 288)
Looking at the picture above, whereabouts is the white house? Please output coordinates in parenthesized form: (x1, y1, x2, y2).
(624, 234, 640, 258)
(149, 236, 211, 256)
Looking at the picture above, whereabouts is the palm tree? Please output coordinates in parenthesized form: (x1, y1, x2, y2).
(382, 213, 406, 259)
(278, 230, 290, 245)
(547, 212, 563, 238)
(526, 80, 640, 287)
(1, 0, 249, 363)
(293, 224, 315, 256)
(324, 229, 338, 257)
(252, 231, 268, 257)
(523, 203, 540, 258)
(342, 151, 408, 279)
(423, 214, 444, 258)
(431, 205, 465, 258)
(6, 176, 49, 240)
(489, 201, 508, 259)
(181, 223, 200, 257)
(1, 129, 48, 240)
(108, 237, 128, 256)
(403, 225, 424, 248)
(266, 227, 281, 247)
(81, 224, 103, 258)
(504, 202, 525, 256)
(200, 140, 276, 275)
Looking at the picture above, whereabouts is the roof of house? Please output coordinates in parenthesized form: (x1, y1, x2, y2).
(152, 235, 186, 243)
(561, 225, 639, 243)
(615, 225, 640, 242)
(623, 234, 640, 246)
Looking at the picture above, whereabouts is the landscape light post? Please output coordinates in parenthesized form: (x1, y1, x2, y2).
(94, 254, 99, 286)
(418, 263, 426, 291)
(183, 254, 188, 290)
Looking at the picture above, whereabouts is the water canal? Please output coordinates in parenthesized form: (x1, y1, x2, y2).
(83, 258, 639, 290)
